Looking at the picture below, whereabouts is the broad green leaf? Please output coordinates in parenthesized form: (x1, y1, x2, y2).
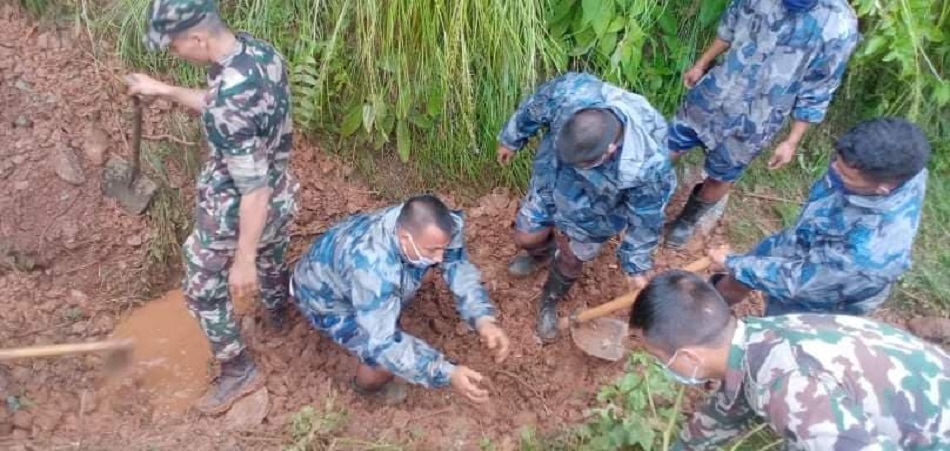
(362, 103, 375, 133)
(397, 120, 411, 162)
(598, 32, 619, 58)
(591, 1, 615, 37)
(341, 103, 363, 137)
(581, 0, 600, 25)
(698, 0, 729, 28)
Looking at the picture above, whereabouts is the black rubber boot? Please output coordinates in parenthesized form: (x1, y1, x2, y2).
(536, 265, 577, 343)
(351, 378, 408, 405)
(194, 350, 265, 416)
(508, 236, 556, 278)
(666, 184, 718, 249)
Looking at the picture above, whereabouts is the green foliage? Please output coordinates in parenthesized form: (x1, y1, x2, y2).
(284, 396, 349, 451)
(547, 0, 724, 114)
(573, 352, 686, 450)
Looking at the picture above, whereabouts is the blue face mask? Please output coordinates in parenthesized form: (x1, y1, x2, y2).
(661, 351, 712, 386)
(403, 234, 438, 267)
(827, 162, 857, 195)
(782, 0, 818, 12)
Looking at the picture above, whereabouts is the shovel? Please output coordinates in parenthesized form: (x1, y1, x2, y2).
(102, 96, 157, 215)
(0, 338, 134, 372)
(561, 257, 711, 361)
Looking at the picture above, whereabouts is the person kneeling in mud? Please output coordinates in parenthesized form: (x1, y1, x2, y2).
(291, 195, 510, 403)
(707, 117, 931, 316)
(495, 72, 675, 343)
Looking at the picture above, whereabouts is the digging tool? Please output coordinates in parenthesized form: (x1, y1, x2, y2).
(0, 338, 134, 371)
(562, 257, 712, 361)
(102, 96, 157, 215)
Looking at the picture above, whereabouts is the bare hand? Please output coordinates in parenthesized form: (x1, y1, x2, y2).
(476, 318, 510, 363)
(124, 73, 170, 98)
(450, 366, 489, 403)
(228, 257, 259, 302)
(496, 145, 516, 166)
(708, 246, 732, 271)
(768, 140, 797, 170)
(683, 63, 708, 88)
(626, 274, 648, 292)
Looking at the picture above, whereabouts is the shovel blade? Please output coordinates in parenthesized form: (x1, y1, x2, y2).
(571, 317, 629, 362)
(102, 157, 157, 215)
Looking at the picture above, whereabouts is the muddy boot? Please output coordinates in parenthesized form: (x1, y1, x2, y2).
(536, 266, 577, 343)
(508, 237, 556, 278)
(351, 378, 408, 405)
(194, 350, 266, 416)
(265, 304, 287, 333)
(665, 184, 718, 249)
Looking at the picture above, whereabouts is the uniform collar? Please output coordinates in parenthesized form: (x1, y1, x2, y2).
(720, 320, 749, 407)
(823, 169, 927, 212)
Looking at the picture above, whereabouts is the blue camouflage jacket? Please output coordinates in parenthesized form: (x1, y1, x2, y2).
(727, 169, 927, 312)
(498, 72, 675, 275)
(291, 205, 497, 387)
(675, 0, 859, 157)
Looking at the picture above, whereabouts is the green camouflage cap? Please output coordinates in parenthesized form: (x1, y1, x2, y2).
(144, 0, 219, 51)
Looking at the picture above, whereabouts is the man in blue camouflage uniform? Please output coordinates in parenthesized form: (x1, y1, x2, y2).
(125, 0, 298, 414)
(496, 72, 675, 342)
(665, 0, 859, 248)
(292, 195, 510, 403)
(708, 118, 930, 316)
(630, 271, 950, 450)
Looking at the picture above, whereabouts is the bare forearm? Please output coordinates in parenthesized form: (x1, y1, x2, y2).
(784, 121, 810, 145)
(160, 85, 208, 113)
(696, 38, 731, 69)
(235, 188, 272, 264)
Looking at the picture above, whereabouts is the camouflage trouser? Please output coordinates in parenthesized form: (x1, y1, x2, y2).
(514, 186, 607, 263)
(764, 287, 890, 317)
(182, 227, 291, 362)
(667, 121, 764, 183)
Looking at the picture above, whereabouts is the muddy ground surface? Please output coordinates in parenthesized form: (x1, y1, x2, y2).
(0, 5, 938, 451)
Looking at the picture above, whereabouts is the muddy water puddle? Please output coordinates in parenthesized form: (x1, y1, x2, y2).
(110, 290, 211, 414)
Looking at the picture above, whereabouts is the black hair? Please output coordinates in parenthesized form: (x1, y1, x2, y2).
(397, 194, 456, 236)
(629, 270, 732, 354)
(834, 117, 931, 184)
(555, 108, 622, 166)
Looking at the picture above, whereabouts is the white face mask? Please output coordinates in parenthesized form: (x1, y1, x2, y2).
(661, 350, 712, 386)
(403, 234, 437, 267)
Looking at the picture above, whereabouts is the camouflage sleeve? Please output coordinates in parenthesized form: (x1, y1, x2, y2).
(441, 214, 497, 328)
(725, 241, 893, 305)
(617, 170, 675, 275)
(716, 0, 742, 42)
(791, 29, 859, 123)
(757, 370, 899, 450)
(673, 389, 759, 450)
(207, 80, 270, 194)
(497, 73, 575, 151)
(351, 269, 457, 388)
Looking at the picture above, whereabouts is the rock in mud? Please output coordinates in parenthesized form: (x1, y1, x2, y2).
(512, 410, 538, 429)
(13, 115, 32, 129)
(907, 317, 950, 343)
(11, 411, 32, 430)
(82, 125, 110, 166)
(51, 144, 85, 185)
(224, 388, 269, 430)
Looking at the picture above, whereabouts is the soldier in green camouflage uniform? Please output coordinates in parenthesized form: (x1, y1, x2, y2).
(630, 271, 950, 450)
(126, 0, 298, 415)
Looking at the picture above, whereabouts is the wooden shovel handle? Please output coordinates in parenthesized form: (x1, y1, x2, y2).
(571, 257, 712, 325)
(0, 339, 133, 360)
